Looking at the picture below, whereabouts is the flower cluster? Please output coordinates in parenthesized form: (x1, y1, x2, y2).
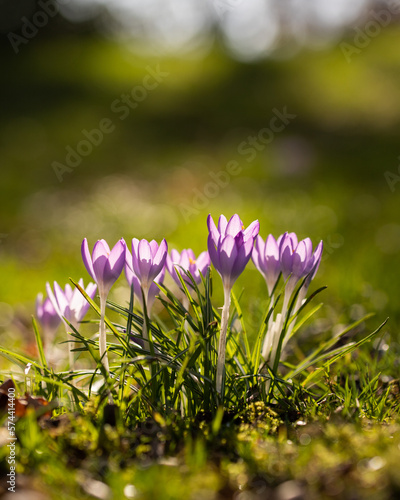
(35, 213, 323, 396)
(252, 231, 323, 383)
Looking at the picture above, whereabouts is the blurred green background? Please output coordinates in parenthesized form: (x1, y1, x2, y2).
(0, 0, 399, 357)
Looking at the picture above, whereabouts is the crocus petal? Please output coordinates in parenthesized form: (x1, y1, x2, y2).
(165, 254, 176, 283)
(35, 293, 44, 321)
(137, 239, 153, 285)
(196, 251, 210, 276)
(292, 240, 308, 278)
(131, 238, 141, 277)
(226, 214, 243, 237)
(170, 249, 180, 264)
(149, 239, 159, 258)
(243, 220, 260, 241)
(265, 234, 279, 261)
(302, 238, 314, 274)
(125, 261, 136, 287)
(76, 282, 97, 321)
(92, 239, 109, 285)
(217, 214, 228, 236)
(252, 234, 282, 295)
(131, 238, 140, 256)
(153, 239, 168, 268)
(310, 241, 323, 279)
(46, 282, 65, 325)
(207, 233, 220, 273)
(42, 297, 61, 331)
(219, 235, 238, 284)
(81, 238, 96, 281)
(288, 232, 298, 248)
(251, 244, 261, 273)
(103, 239, 126, 288)
(125, 247, 133, 271)
(207, 214, 220, 246)
(87, 282, 98, 301)
(180, 249, 190, 270)
(280, 234, 294, 280)
(231, 242, 251, 284)
(53, 281, 70, 317)
(64, 284, 74, 302)
(70, 285, 84, 317)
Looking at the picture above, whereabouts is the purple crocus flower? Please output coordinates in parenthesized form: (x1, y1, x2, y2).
(274, 234, 324, 354)
(130, 238, 168, 292)
(81, 238, 126, 300)
(125, 248, 165, 314)
(128, 238, 168, 342)
(207, 214, 259, 290)
(166, 248, 210, 287)
(252, 235, 281, 296)
(207, 213, 259, 397)
(46, 279, 97, 368)
(46, 279, 97, 330)
(81, 238, 126, 372)
(36, 293, 61, 334)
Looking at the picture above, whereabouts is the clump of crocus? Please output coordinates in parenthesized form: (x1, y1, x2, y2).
(46, 279, 97, 368)
(81, 238, 126, 372)
(166, 248, 210, 309)
(128, 238, 168, 341)
(36, 293, 61, 358)
(125, 247, 166, 316)
(253, 231, 323, 378)
(207, 213, 259, 396)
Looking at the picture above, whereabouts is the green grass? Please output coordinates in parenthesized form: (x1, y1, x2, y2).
(1, 263, 397, 499)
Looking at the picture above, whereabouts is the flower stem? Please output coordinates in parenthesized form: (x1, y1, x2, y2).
(99, 295, 109, 372)
(216, 285, 231, 397)
(141, 285, 149, 346)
